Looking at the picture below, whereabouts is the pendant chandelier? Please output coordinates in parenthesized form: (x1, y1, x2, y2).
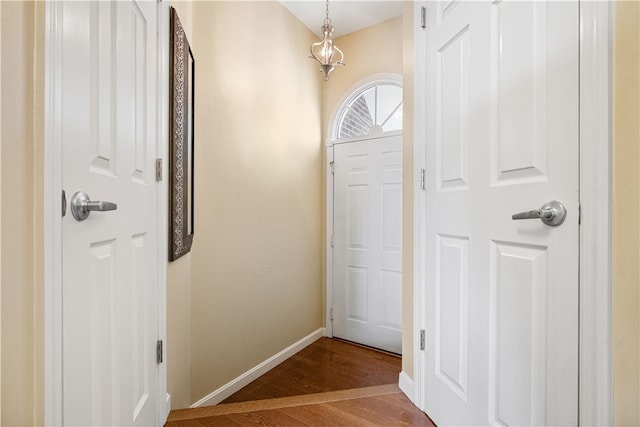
(309, 0, 345, 81)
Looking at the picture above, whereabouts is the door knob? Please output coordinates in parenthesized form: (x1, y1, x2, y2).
(70, 191, 117, 221)
(512, 200, 567, 226)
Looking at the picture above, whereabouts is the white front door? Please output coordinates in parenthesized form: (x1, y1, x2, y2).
(418, 1, 579, 425)
(60, 1, 160, 425)
(333, 135, 403, 354)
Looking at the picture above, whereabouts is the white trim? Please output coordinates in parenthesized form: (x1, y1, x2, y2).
(165, 394, 172, 422)
(327, 73, 403, 146)
(398, 371, 414, 402)
(412, 0, 427, 413)
(411, 0, 613, 421)
(325, 146, 334, 338)
(331, 129, 403, 146)
(578, 2, 612, 425)
(190, 328, 326, 408)
(156, 0, 171, 423)
(44, 1, 64, 424)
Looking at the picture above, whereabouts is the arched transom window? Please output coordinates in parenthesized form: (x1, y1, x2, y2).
(335, 81, 403, 140)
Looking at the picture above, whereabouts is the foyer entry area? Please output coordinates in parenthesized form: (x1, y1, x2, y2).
(165, 338, 433, 425)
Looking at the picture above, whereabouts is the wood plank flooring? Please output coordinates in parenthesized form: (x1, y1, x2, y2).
(222, 337, 402, 403)
(166, 338, 435, 426)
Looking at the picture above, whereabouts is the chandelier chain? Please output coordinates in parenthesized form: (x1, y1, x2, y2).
(324, 0, 331, 26)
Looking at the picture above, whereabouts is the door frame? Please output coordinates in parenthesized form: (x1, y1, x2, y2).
(412, 2, 612, 425)
(324, 74, 403, 338)
(43, 1, 171, 424)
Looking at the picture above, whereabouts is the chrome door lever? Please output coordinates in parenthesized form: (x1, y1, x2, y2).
(70, 191, 117, 221)
(512, 200, 567, 226)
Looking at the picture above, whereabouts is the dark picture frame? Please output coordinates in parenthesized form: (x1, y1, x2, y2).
(169, 7, 195, 261)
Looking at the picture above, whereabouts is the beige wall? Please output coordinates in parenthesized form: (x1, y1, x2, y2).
(187, 1, 323, 404)
(0, 2, 45, 426)
(167, 0, 194, 410)
(0, 1, 3, 421)
(613, 2, 640, 425)
(167, 255, 192, 409)
(401, 1, 414, 380)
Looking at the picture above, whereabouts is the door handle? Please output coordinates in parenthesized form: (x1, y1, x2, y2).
(70, 191, 117, 221)
(512, 200, 567, 226)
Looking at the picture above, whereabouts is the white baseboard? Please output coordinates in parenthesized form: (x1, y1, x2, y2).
(190, 328, 326, 408)
(163, 393, 171, 423)
(398, 371, 414, 402)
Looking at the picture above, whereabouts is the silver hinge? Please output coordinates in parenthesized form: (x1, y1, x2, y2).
(329, 161, 335, 174)
(330, 235, 335, 248)
(155, 158, 163, 182)
(330, 307, 334, 321)
(156, 340, 163, 364)
(420, 6, 427, 29)
(578, 202, 582, 225)
(420, 169, 426, 190)
(420, 329, 426, 350)
(62, 190, 67, 217)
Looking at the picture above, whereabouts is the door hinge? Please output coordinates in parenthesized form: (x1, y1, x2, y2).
(62, 189, 67, 217)
(156, 340, 163, 364)
(420, 329, 426, 350)
(330, 307, 334, 321)
(329, 161, 335, 175)
(420, 6, 427, 29)
(420, 169, 426, 190)
(330, 235, 335, 248)
(578, 202, 582, 225)
(155, 158, 163, 182)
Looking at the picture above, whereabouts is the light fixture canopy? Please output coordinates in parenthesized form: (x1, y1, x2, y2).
(309, 0, 345, 81)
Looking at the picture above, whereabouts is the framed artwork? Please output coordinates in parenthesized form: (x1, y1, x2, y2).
(169, 7, 195, 261)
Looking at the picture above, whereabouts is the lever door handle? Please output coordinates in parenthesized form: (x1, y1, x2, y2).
(512, 209, 554, 220)
(71, 191, 118, 221)
(85, 200, 117, 212)
(512, 200, 567, 226)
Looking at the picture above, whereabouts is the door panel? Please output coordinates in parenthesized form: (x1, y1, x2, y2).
(489, 242, 548, 426)
(420, 1, 579, 425)
(491, 1, 549, 185)
(437, 25, 469, 191)
(435, 234, 469, 401)
(333, 136, 403, 354)
(61, 1, 159, 425)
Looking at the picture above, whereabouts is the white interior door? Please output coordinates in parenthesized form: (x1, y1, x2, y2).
(418, 1, 579, 425)
(60, 1, 160, 425)
(333, 136, 403, 354)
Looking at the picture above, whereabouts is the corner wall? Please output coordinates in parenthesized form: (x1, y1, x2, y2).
(0, 2, 45, 425)
(612, 3, 640, 424)
(187, 1, 324, 404)
(167, 0, 194, 410)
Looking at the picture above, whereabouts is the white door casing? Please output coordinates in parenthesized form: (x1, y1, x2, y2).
(332, 136, 403, 354)
(415, 1, 579, 425)
(45, 1, 166, 425)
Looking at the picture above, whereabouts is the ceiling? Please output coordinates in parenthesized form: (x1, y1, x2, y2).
(279, 0, 403, 38)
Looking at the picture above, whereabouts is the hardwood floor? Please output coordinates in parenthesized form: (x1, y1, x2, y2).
(222, 337, 402, 403)
(166, 338, 435, 426)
